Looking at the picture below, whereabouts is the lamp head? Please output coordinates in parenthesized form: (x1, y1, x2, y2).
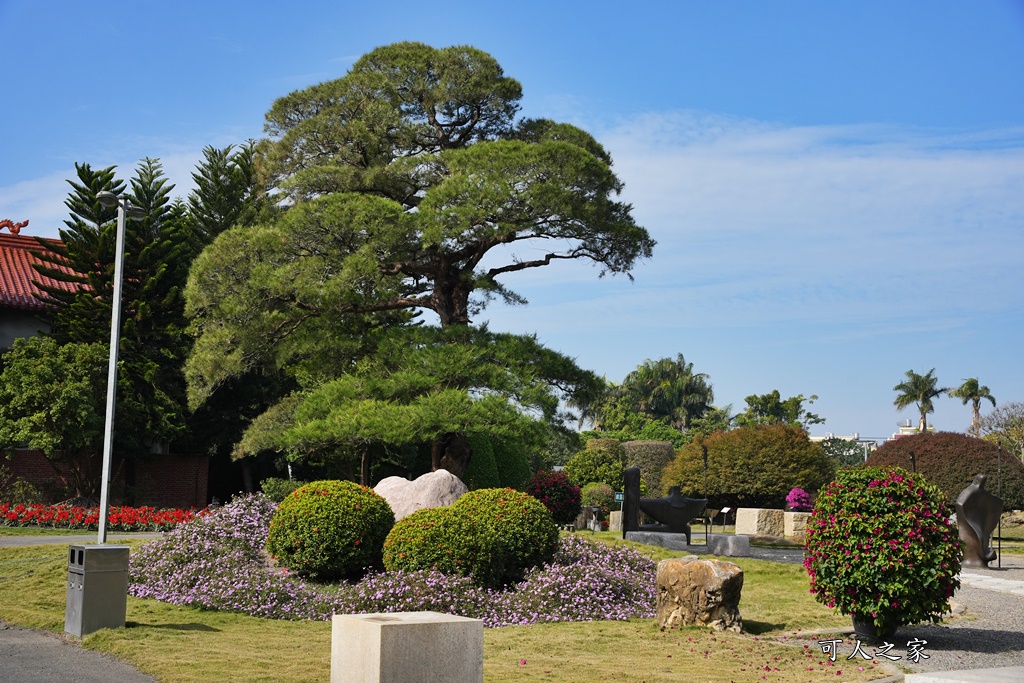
(96, 191, 119, 208)
(125, 205, 148, 220)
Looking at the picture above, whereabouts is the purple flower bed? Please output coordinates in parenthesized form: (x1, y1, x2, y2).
(129, 494, 656, 627)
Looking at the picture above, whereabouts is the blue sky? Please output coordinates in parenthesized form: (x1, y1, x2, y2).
(2, 1, 1023, 442)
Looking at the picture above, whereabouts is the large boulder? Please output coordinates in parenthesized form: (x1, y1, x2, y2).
(374, 470, 468, 521)
(656, 556, 743, 632)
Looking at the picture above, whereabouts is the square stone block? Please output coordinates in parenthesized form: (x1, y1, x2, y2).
(608, 510, 622, 532)
(332, 611, 483, 683)
(784, 511, 811, 538)
(735, 508, 784, 537)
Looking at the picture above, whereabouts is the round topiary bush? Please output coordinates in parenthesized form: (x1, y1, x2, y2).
(381, 506, 460, 575)
(383, 487, 559, 588)
(525, 469, 581, 525)
(804, 466, 961, 639)
(452, 487, 560, 588)
(866, 431, 1024, 509)
(580, 482, 615, 519)
(563, 438, 625, 490)
(267, 480, 394, 582)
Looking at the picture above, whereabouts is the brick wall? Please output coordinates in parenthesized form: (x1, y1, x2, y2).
(4, 449, 208, 509)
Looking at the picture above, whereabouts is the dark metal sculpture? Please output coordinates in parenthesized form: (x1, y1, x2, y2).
(955, 473, 1003, 568)
(622, 466, 708, 544)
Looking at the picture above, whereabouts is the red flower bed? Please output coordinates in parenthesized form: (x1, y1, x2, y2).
(0, 502, 207, 532)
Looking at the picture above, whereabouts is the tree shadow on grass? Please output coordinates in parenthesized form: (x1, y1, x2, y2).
(742, 620, 787, 634)
(126, 621, 220, 632)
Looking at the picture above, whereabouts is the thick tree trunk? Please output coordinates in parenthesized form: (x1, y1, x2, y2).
(431, 433, 472, 479)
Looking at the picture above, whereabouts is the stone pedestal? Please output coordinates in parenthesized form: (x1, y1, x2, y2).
(656, 557, 743, 632)
(332, 611, 483, 683)
(735, 508, 784, 537)
(707, 534, 750, 557)
(609, 510, 622, 532)
(783, 511, 811, 539)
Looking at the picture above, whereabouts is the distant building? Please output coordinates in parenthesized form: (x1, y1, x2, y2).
(808, 432, 880, 463)
(0, 226, 77, 350)
(891, 419, 934, 439)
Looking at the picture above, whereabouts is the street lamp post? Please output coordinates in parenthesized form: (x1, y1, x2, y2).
(94, 191, 146, 544)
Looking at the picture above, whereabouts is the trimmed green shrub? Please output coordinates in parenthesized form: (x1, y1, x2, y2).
(563, 438, 625, 490)
(451, 488, 559, 588)
(383, 487, 559, 588)
(580, 482, 615, 519)
(662, 425, 835, 507)
(267, 480, 394, 581)
(260, 477, 306, 503)
(525, 469, 581, 525)
(866, 431, 1024, 509)
(381, 506, 460, 575)
(622, 440, 674, 493)
(493, 439, 532, 490)
(464, 434, 501, 490)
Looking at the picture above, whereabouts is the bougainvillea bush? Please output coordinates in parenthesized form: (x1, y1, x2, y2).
(1, 502, 204, 531)
(803, 466, 961, 636)
(129, 494, 656, 627)
(525, 470, 581, 525)
(785, 487, 812, 512)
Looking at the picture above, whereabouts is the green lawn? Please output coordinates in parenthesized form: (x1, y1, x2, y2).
(0, 536, 897, 683)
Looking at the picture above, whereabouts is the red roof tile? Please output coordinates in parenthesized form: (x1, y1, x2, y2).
(0, 233, 80, 312)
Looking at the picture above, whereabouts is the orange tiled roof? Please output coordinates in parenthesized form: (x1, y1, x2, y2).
(0, 232, 79, 312)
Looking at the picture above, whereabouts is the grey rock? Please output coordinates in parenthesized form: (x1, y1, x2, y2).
(374, 469, 468, 521)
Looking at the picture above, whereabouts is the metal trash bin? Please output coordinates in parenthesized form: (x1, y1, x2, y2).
(64, 544, 130, 637)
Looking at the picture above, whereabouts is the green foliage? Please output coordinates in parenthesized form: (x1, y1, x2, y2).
(382, 487, 558, 588)
(0, 466, 41, 505)
(580, 482, 615, 519)
(380, 507, 457, 575)
(804, 466, 961, 635)
(948, 377, 996, 437)
(582, 418, 686, 449)
(866, 431, 1024, 509)
(259, 477, 306, 503)
(737, 390, 824, 428)
(621, 440, 675, 494)
(463, 434, 501, 490)
(525, 470, 581, 525)
(563, 438, 625, 490)
(32, 160, 192, 453)
(0, 337, 108, 499)
(492, 439, 531, 490)
(979, 401, 1024, 460)
(185, 141, 272, 248)
(661, 425, 835, 507)
(266, 480, 394, 581)
(893, 368, 948, 433)
(605, 354, 714, 431)
(820, 437, 867, 469)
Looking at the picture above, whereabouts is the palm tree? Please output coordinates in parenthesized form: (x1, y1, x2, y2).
(949, 377, 996, 438)
(620, 354, 714, 430)
(893, 369, 948, 433)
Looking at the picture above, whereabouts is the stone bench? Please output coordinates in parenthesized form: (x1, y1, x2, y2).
(332, 611, 483, 683)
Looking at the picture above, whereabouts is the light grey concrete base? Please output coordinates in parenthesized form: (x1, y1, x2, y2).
(904, 667, 1024, 682)
(735, 508, 785, 536)
(624, 532, 750, 557)
(707, 534, 750, 556)
(332, 611, 483, 683)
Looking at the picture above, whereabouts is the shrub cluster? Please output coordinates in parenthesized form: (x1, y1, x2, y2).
(267, 480, 394, 581)
(260, 477, 307, 503)
(622, 440, 674, 494)
(563, 438, 625, 490)
(525, 469, 581, 525)
(130, 493, 656, 626)
(580, 482, 615, 519)
(383, 487, 559, 588)
(662, 425, 835, 508)
(804, 466, 961, 635)
(866, 431, 1024, 509)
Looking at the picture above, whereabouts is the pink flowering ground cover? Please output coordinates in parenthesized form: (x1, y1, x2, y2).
(128, 494, 657, 627)
(0, 501, 205, 531)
